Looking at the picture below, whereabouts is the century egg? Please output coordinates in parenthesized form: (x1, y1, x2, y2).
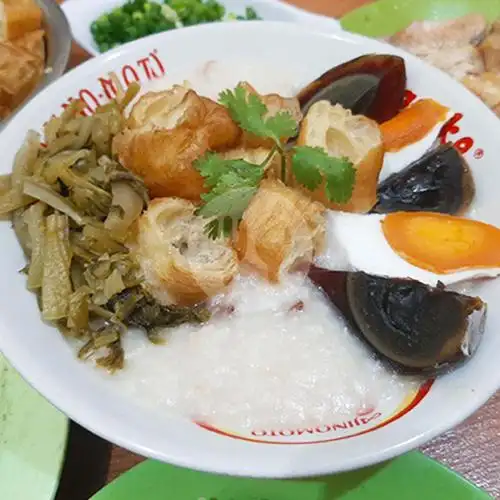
(373, 143, 475, 215)
(308, 266, 486, 373)
(297, 54, 407, 122)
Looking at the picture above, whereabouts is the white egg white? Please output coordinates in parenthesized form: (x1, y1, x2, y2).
(316, 211, 500, 288)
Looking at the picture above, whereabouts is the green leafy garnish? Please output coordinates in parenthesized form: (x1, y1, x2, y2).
(196, 154, 264, 190)
(292, 146, 356, 204)
(195, 155, 265, 238)
(219, 86, 298, 143)
(201, 186, 259, 218)
(203, 217, 233, 241)
(235, 7, 261, 21)
(195, 85, 356, 239)
(91, 0, 261, 53)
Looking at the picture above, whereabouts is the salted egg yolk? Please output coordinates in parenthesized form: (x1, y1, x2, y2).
(382, 212, 500, 274)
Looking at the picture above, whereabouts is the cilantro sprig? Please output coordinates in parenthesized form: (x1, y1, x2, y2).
(194, 84, 356, 239)
(292, 146, 355, 204)
(195, 154, 265, 238)
(219, 86, 298, 143)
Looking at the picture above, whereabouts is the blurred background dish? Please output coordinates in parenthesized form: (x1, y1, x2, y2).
(61, 0, 341, 57)
(339, 0, 500, 117)
(0, 0, 46, 123)
(0, 353, 68, 500)
(340, 0, 500, 37)
(40, 0, 72, 83)
(0, 0, 72, 131)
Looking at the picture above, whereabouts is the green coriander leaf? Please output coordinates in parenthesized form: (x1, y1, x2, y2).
(219, 86, 269, 137)
(194, 154, 266, 239)
(205, 219, 219, 239)
(219, 85, 298, 143)
(291, 148, 323, 191)
(292, 146, 356, 203)
(195, 155, 264, 190)
(198, 186, 258, 219)
(199, 186, 258, 239)
(200, 173, 248, 205)
(200, 172, 244, 203)
(225, 161, 265, 185)
(204, 217, 234, 240)
(265, 111, 298, 142)
(325, 162, 356, 203)
(293, 146, 336, 170)
(194, 153, 230, 187)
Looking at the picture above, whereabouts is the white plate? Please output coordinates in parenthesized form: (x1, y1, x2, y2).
(62, 0, 341, 56)
(1, 21, 500, 478)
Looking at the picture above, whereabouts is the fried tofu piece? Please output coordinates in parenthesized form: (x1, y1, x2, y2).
(0, 30, 45, 118)
(235, 179, 325, 282)
(113, 86, 241, 200)
(14, 28, 44, 58)
(295, 101, 384, 213)
(138, 197, 238, 306)
(0, 0, 43, 41)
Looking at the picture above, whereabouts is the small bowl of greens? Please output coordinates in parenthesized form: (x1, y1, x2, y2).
(90, 0, 260, 53)
(62, 0, 341, 56)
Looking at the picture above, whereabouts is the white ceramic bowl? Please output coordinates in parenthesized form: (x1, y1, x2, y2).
(62, 0, 341, 56)
(1, 21, 500, 478)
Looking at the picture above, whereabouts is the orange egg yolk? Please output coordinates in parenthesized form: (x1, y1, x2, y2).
(381, 99, 449, 152)
(382, 212, 500, 274)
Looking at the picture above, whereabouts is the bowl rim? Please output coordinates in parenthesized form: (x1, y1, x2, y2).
(1, 20, 500, 478)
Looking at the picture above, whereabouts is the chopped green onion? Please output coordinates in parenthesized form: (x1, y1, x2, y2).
(91, 0, 261, 53)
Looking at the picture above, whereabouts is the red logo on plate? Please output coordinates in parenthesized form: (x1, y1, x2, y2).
(438, 113, 475, 155)
(59, 50, 167, 116)
(403, 89, 479, 157)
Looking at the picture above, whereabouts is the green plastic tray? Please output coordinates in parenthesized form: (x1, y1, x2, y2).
(340, 0, 500, 37)
(92, 452, 492, 500)
(0, 353, 68, 500)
